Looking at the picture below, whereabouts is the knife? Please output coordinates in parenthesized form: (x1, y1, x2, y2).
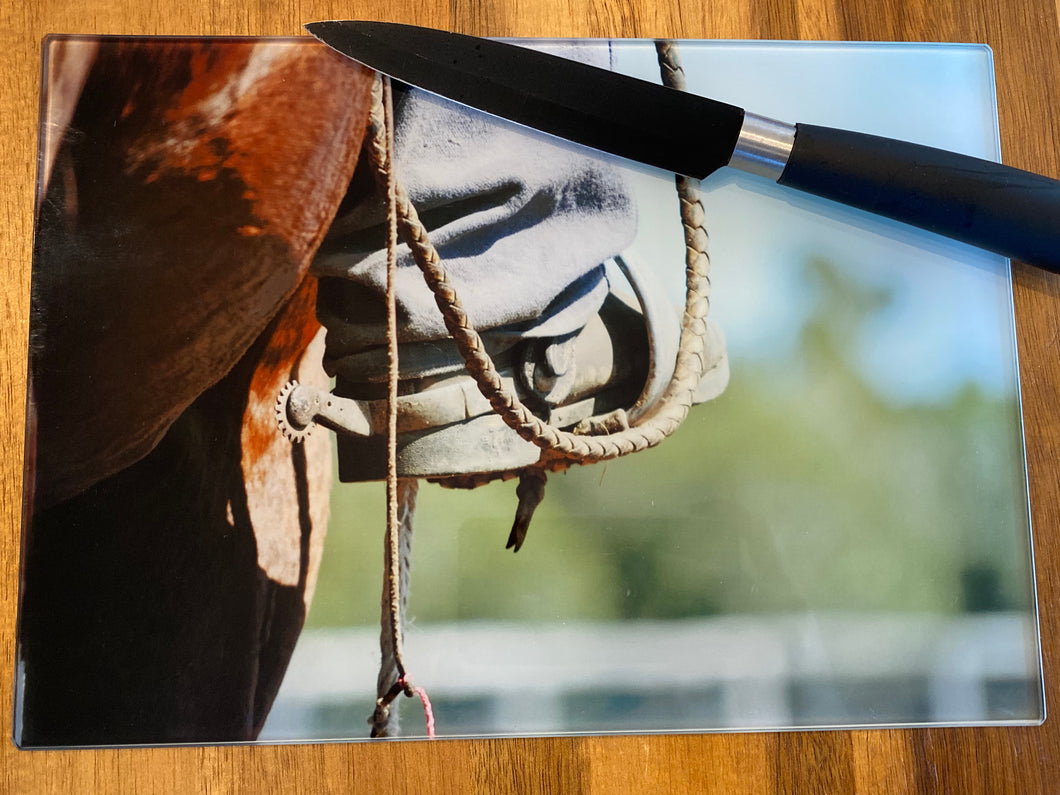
(306, 20, 1060, 271)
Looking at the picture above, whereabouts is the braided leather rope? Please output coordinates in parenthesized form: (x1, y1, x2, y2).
(368, 76, 430, 738)
(364, 41, 712, 737)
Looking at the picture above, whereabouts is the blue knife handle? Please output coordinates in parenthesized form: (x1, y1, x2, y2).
(776, 123, 1060, 271)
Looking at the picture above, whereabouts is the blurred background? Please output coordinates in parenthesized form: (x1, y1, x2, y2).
(262, 41, 1041, 740)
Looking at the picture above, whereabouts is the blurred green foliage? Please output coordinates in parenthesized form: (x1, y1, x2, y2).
(306, 258, 1032, 629)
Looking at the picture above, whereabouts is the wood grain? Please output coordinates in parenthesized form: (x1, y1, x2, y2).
(3, 0, 1060, 792)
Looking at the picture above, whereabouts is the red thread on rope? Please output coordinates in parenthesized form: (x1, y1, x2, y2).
(398, 676, 436, 738)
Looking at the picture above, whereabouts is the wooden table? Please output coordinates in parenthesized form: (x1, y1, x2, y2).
(2, 1, 1058, 792)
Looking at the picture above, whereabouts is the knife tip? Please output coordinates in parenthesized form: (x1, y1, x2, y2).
(304, 20, 359, 46)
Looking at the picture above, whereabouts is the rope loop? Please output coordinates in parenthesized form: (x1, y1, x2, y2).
(365, 166, 711, 469)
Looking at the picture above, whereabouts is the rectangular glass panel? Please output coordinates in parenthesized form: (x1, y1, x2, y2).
(18, 35, 1041, 747)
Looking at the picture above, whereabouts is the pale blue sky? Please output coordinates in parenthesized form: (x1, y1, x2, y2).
(604, 41, 1016, 405)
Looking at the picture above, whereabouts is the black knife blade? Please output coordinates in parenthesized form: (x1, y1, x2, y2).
(306, 21, 1060, 271)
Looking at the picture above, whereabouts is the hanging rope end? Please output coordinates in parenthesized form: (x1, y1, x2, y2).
(400, 676, 436, 739)
(506, 468, 547, 552)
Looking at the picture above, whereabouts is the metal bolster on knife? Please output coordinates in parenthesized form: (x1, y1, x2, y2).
(727, 113, 797, 181)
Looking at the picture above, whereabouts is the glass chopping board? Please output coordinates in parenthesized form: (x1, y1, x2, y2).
(17, 35, 1041, 747)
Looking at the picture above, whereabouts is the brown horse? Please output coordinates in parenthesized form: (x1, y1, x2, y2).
(19, 38, 373, 745)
